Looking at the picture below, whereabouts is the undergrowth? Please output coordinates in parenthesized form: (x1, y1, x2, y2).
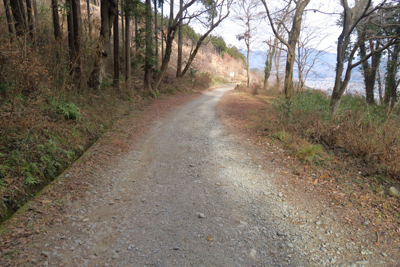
(269, 89, 400, 178)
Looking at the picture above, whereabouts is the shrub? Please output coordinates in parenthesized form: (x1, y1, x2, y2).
(56, 102, 81, 120)
(272, 89, 400, 178)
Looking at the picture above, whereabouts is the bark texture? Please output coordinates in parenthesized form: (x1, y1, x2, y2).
(10, 0, 27, 37)
(88, 0, 118, 90)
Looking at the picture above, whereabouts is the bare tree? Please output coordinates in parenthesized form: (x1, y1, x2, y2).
(152, 0, 201, 92)
(234, 0, 262, 87)
(295, 22, 328, 92)
(179, 0, 232, 78)
(262, 0, 311, 99)
(329, 0, 400, 115)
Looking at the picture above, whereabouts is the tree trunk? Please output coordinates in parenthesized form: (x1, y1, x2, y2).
(26, 0, 35, 42)
(3, 0, 15, 38)
(154, 0, 158, 66)
(66, 0, 75, 72)
(88, 0, 118, 90)
(32, 0, 39, 27)
(125, 8, 130, 82)
(71, 0, 81, 83)
(377, 68, 383, 104)
(246, 47, 250, 87)
(263, 38, 277, 91)
(358, 30, 381, 105)
(283, 46, 296, 98)
(275, 46, 281, 86)
(179, 12, 228, 78)
(145, 0, 155, 96)
(386, 43, 400, 110)
(161, 2, 163, 59)
(10, 0, 27, 37)
(176, 0, 183, 77)
(51, 0, 61, 41)
(153, 0, 175, 91)
(87, 0, 91, 34)
(134, 14, 138, 51)
(283, 0, 310, 99)
(113, 0, 119, 89)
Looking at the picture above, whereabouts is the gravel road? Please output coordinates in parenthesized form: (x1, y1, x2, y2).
(29, 85, 394, 266)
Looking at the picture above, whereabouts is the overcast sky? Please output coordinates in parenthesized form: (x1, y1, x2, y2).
(208, 0, 344, 54)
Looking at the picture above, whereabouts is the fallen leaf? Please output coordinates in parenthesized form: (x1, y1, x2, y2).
(320, 174, 329, 179)
(206, 235, 214, 241)
(313, 179, 318, 184)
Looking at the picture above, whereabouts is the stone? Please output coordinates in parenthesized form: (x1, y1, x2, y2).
(362, 220, 370, 226)
(198, 213, 206, 218)
(388, 187, 400, 198)
(249, 249, 257, 260)
(381, 252, 388, 257)
(361, 250, 373, 255)
(277, 232, 286, 237)
(173, 247, 180, 250)
(41, 251, 51, 257)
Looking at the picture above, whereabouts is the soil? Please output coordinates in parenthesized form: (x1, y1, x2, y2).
(0, 85, 398, 266)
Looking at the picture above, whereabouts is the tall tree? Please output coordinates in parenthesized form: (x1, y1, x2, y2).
(51, 0, 61, 41)
(161, 1, 164, 59)
(358, 28, 381, 105)
(384, 42, 400, 110)
(114, 0, 120, 89)
(32, 0, 39, 27)
(329, 0, 399, 115)
(153, 0, 198, 92)
(26, 0, 35, 42)
(3, 0, 15, 38)
(87, 0, 92, 34)
(263, 0, 311, 100)
(10, 0, 27, 37)
(88, 0, 118, 90)
(66, 0, 75, 71)
(125, 4, 130, 82)
(71, 0, 82, 81)
(176, 0, 183, 77)
(234, 0, 262, 87)
(154, 0, 159, 67)
(144, 0, 155, 95)
(179, 0, 232, 78)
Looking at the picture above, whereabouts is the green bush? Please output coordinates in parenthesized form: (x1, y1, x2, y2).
(56, 102, 81, 120)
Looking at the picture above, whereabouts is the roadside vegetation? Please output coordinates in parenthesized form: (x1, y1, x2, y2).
(226, 85, 400, 247)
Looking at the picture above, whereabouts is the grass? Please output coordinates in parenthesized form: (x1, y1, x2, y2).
(270, 89, 400, 179)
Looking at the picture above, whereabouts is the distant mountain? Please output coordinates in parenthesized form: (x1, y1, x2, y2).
(241, 49, 363, 85)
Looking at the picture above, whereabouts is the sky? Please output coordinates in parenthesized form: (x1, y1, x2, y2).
(213, 0, 344, 54)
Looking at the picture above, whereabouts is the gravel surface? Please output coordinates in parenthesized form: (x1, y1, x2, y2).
(17, 85, 396, 266)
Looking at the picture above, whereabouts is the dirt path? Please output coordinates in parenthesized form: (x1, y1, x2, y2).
(2, 85, 396, 267)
